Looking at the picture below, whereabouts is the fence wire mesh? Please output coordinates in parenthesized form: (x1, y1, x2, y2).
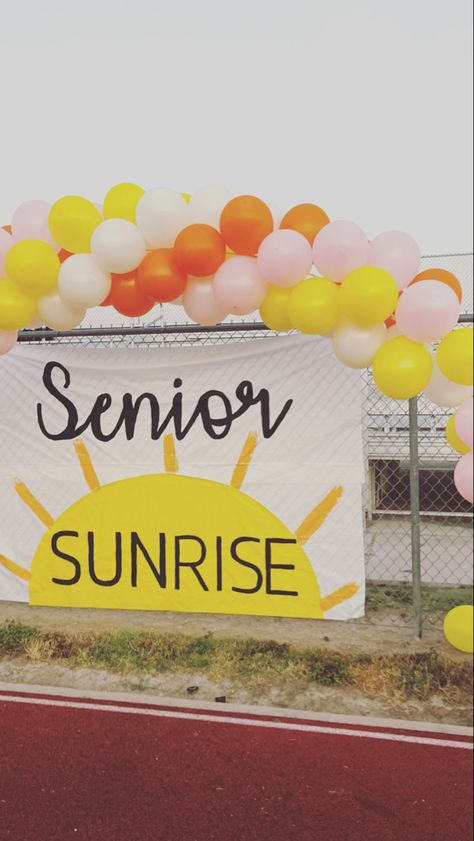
(13, 253, 474, 632)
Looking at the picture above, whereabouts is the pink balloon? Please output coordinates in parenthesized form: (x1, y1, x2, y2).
(454, 452, 473, 503)
(396, 281, 460, 343)
(0, 228, 18, 276)
(455, 398, 473, 450)
(11, 200, 60, 251)
(213, 256, 267, 315)
(0, 330, 18, 356)
(183, 277, 228, 325)
(257, 229, 313, 287)
(312, 221, 368, 282)
(368, 231, 420, 290)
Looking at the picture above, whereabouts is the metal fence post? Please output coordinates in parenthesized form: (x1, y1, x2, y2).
(409, 396, 423, 639)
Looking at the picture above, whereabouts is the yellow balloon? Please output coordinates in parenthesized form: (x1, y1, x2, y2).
(443, 605, 473, 653)
(49, 196, 102, 253)
(446, 414, 471, 455)
(6, 240, 59, 297)
(372, 337, 433, 399)
(259, 285, 293, 331)
(181, 193, 192, 204)
(288, 277, 339, 335)
(340, 266, 398, 328)
(103, 182, 145, 223)
(0, 279, 36, 330)
(437, 328, 473, 386)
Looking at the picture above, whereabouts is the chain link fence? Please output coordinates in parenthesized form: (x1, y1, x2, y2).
(14, 254, 474, 633)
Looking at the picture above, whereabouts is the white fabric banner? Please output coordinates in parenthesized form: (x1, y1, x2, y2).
(0, 335, 365, 619)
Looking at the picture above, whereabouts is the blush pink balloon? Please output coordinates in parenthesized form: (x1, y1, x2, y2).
(257, 229, 313, 287)
(368, 231, 420, 290)
(455, 398, 473, 450)
(454, 452, 473, 503)
(312, 221, 368, 282)
(0, 330, 18, 356)
(11, 200, 60, 251)
(0, 228, 18, 276)
(213, 256, 267, 315)
(396, 280, 460, 343)
(183, 276, 228, 325)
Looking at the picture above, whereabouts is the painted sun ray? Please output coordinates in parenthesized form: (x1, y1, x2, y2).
(230, 432, 258, 490)
(0, 553, 31, 581)
(74, 440, 101, 491)
(320, 583, 359, 612)
(164, 434, 179, 473)
(294, 486, 343, 546)
(14, 479, 54, 528)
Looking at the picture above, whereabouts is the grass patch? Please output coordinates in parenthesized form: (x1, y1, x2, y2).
(366, 583, 473, 614)
(0, 620, 472, 703)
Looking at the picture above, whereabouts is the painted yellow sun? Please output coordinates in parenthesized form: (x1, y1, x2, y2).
(0, 434, 358, 619)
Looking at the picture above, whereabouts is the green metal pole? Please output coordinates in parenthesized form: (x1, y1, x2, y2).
(409, 396, 422, 639)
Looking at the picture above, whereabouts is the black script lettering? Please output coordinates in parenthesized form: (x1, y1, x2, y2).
(131, 531, 166, 588)
(37, 365, 294, 443)
(265, 538, 298, 597)
(174, 535, 208, 591)
(88, 531, 122, 586)
(231, 537, 263, 594)
(51, 531, 81, 585)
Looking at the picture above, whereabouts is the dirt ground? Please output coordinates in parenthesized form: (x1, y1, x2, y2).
(1, 600, 472, 727)
(0, 599, 457, 656)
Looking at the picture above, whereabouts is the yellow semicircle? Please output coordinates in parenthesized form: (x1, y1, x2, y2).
(29, 473, 323, 619)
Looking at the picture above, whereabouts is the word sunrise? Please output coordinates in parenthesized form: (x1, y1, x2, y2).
(50, 530, 300, 597)
(37, 361, 294, 441)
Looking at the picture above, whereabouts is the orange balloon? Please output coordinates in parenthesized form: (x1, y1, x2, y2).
(58, 249, 73, 263)
(2, 225, 12, 233)
(409, 268, 462, 302)
(173, 224, 226, 277)
(220, 195, 273, 256)
(137, 249, 187, 303)
(110, 271, 154, 317)
(280, 203, 330, 245)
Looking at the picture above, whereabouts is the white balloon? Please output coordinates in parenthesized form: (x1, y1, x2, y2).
(136, 188, 189, 248)
(37, 293, 86, 330)
(424, 359, 473, 408)
(386, 323, 401, 340)
(332, 322, 387, 368)
(58, 254, 111, 308)
(188, 185, 232, 229)
(183, 276, 229, 325)
(91, 219, 146, 274)
(26, 314, 44, 329)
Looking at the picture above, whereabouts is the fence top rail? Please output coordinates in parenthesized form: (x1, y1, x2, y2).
(16, 313, 474, 342)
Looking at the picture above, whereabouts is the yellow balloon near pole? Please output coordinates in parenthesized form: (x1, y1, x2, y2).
(49, 196, 102, 253)
(103, 182, 145, 223)
(446, 414, 471, 455)
(443, 605, 473, 653)
(6, 240, 59, 297)
(340, 266, 398, 328)
(259, 285, 293, 331)
(437, 328, 474, 386)
(288, 277, 339, 335)
(372, 337, 433, 399)
(0, 279, 37, 330)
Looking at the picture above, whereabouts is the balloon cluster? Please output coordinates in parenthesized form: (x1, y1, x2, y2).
(0, 184, 472, 499)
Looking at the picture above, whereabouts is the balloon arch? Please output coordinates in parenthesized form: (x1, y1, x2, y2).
(0, 184, 472, 648)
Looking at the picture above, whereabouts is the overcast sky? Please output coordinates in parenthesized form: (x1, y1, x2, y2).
(0, 0, 472, 254)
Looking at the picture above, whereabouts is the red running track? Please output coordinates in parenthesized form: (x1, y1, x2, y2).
(0, 689, 472, 841)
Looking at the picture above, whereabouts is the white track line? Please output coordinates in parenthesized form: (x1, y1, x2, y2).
(1, 694, 471, 750)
